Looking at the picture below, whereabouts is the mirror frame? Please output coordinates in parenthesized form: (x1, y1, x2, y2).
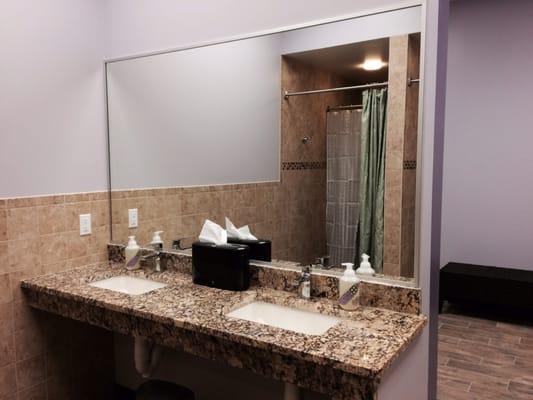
(104, 2, 426, 289)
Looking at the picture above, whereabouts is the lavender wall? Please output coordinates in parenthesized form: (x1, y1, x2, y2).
(0, 0, 108, 197)
(441, 0, 533, 270)
(104, 0, 419, 58)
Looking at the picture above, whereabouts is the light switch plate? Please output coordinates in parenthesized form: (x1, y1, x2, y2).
(128, 208, 138, 228)
(79, 214, 92, 236)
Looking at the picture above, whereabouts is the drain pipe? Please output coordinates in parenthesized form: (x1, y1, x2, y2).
(284, 383, 301, 400)
(134, 336, 163, 378)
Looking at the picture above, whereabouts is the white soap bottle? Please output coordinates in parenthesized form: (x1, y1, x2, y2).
(125, 236, 141, 270)
(150, 231, 164, 250)
(338, 262, 360, 311)
(355, 253, 375, 276)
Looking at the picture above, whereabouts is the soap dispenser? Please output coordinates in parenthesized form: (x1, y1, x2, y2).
(125, 236, 141, 270)
(355, 253, 375, 276)
(150, 231, 164, 250)
(338, 262, 360, 310)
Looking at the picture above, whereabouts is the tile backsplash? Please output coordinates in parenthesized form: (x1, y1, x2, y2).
(110, 179, 325, 265)
(0, 193, 114, 399)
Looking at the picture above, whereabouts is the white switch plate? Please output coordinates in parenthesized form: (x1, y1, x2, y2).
(128, 208, 138, 228)
(79, 214, 92, 236)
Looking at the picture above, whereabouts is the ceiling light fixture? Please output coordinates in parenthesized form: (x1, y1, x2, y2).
(360, 58, 387, 71)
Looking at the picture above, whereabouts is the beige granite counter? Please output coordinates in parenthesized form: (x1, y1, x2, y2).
(21, 263, 426, 400)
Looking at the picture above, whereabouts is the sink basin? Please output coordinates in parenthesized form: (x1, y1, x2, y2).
(226, 301, 340, 335)
(89, 276, 167, 295)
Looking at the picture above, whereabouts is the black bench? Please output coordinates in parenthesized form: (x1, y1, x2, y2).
(440, 262, 533, 313)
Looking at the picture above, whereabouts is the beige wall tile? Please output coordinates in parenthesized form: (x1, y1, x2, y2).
(91, 200, 110, 228)
(383, 262, 401, 276)
(0, 304, 13, 337)
(6, 198, 37, 209)
(0, 332, 15, 368)
(12, 301, 39, 332)
(16, 355, 45, 390)
(39, 234, 67, 265)
(36, 195, 65, 206)
(15, 327, 45, 362)
(0, 243, 7, 274)
(0, 363, 17, 397)
(0, 209, 6, 242)
(0, 274, 12, 305)
(6, 208, 39, 240)
(64, 202, 91, 232)
(66, 232, 91, 259)
(37, 205, 65, 235)
(7, 240, 39, 273)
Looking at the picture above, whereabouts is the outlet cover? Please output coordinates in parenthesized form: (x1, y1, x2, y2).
(79, 214, 92, 236)
(128, 208, 138, 228)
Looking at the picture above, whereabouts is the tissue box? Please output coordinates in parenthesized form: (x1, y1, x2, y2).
(192, 242, 250, 291)
(227, 238, 272, 261)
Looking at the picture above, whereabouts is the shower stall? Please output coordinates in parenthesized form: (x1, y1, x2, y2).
(325, 108, 362, 267)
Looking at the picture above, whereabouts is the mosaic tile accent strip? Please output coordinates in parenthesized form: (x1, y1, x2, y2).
(281, 161, 327, 171)
(403, 160, 417, 170)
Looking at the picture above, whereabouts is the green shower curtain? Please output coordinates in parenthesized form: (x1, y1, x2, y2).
(357, 88, 387, 272)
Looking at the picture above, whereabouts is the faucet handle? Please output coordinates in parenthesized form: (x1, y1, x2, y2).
(172, 237, 192, 250)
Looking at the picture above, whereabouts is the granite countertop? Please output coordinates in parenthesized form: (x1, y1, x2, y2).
(21, 263, 426, 397)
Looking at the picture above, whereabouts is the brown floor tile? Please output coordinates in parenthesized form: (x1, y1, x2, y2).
(438, 311, 533, 400)
(509, 378, 533, 399)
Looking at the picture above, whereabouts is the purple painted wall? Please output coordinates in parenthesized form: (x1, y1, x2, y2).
(0, 0, 108, 197)
(441, 0, 533, 270)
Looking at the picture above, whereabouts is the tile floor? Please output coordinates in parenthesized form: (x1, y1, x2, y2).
(438, 306, 533, 399)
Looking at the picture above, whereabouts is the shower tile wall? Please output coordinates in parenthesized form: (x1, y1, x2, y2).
(401, 34, 420, 277)
(0, 194, 114, 399)
(383, 34, 420, 277)
(280, 56, 358, 264)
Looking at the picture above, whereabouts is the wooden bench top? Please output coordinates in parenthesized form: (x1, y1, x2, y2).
(441, 262, 533, 284)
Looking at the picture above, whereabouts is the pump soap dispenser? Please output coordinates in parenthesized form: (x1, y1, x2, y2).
(125, 236, 141, 270)
(150, 231, 164, 250)
(355, 253, 375, 276)
(338, 262, 360, 310)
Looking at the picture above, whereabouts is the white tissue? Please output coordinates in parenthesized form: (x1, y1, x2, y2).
(225, 217, 257, 240)
(198, 219, 227, 245)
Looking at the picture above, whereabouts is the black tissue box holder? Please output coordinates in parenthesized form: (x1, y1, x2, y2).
(227, 238, 272, 262)
(192, 242, 250, 291)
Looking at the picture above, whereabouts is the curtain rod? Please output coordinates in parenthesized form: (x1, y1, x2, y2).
(284, 77, 420, 99)
(327, 104, 363, 111)
(284, 81, 387, 99)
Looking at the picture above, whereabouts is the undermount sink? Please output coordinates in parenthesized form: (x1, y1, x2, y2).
(226, 301, 340, 335)
(89, 276, 167, 295)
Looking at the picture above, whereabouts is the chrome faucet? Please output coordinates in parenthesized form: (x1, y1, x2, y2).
(141, 251, 160, 272)
(293, 265, 312, 299)
(141, 244, 166, 272)
(315, 256, 332, 269)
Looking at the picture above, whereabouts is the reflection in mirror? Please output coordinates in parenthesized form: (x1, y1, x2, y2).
(107, 6, 422, 282)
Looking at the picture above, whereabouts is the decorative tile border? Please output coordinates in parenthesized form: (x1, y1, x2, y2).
(281, 161, 326, 171)
(403, 160, 417, 170)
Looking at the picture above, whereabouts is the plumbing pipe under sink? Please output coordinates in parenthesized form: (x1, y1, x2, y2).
(134, 336, 163, 378)
(284, 383, 301, 400)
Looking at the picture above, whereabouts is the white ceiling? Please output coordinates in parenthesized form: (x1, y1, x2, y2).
(283, 37, 389, 84)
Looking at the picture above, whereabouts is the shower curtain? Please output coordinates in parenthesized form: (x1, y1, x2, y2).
(325, 109, 362, 266)
(357, 88, 388, 272)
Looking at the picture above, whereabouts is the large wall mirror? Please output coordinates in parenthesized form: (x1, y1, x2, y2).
(107, 5, 423, 284)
